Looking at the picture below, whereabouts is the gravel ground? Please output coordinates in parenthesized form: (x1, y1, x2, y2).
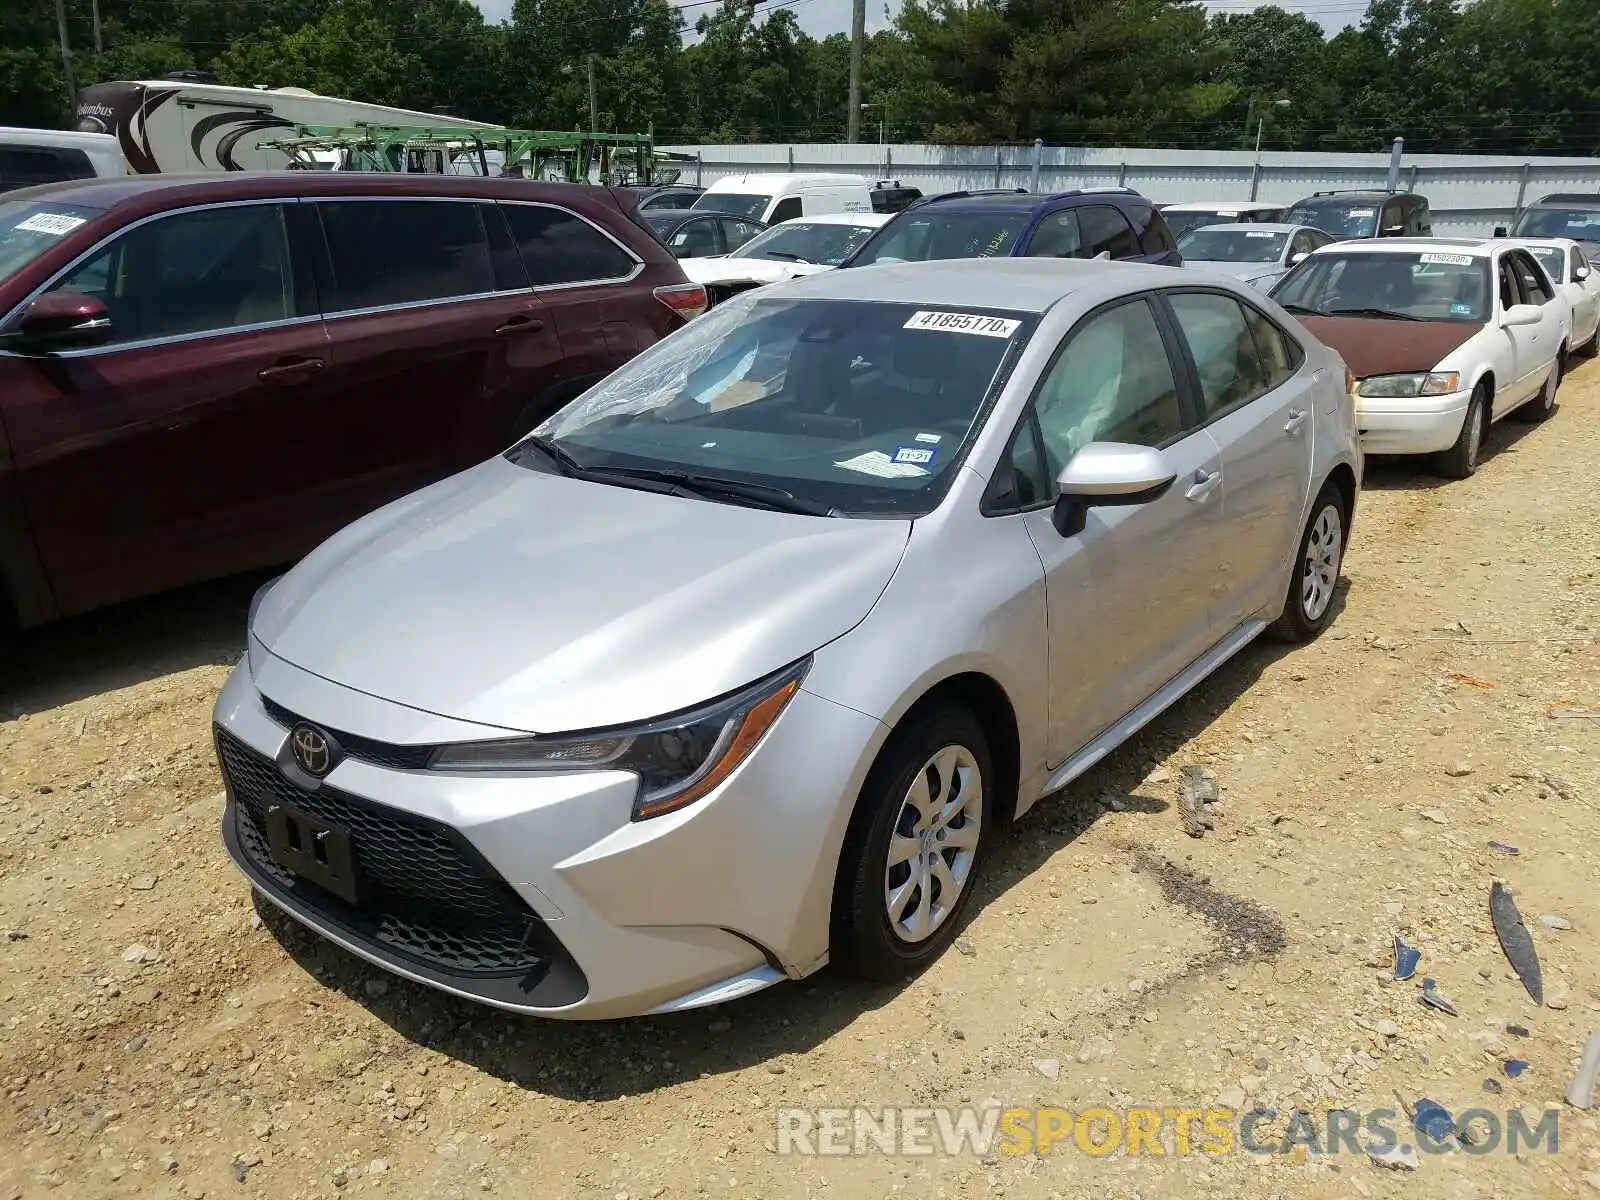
(2, 360, 1598, 1200)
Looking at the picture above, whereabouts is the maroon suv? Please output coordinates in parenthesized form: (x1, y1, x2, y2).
(0, 172, 704, 627)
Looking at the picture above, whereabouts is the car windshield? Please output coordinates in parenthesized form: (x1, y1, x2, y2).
(1513, 207, 1600, 241)
(733, 220, 880, 265)
(691, 192, 768, 221)
(1271, 251, 1489, 323)
(0, 199, 102, 283)
(1163, 211, 1240, 241)
(850, 211, 1029, 267)
(524, 295, 1033, 516)
(1284, 201, 1381, 239)
(1528, 246, 1566, 285)
(1176, 228, 1287, 263)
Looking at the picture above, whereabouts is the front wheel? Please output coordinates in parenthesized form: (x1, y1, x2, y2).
(1268, 481, 1345, 643)
(1433, 385, 1487, 479)
(831, 706, 993, 981)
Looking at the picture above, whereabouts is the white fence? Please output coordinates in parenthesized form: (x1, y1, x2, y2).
(659, 142, 1600, 237)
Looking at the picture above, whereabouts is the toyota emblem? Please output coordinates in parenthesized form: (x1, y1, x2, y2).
(289, 724, 335, 777)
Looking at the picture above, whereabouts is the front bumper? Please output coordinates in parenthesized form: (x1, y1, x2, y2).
(1355, 387, 1471, 456)
(213, 653, 885, 1019)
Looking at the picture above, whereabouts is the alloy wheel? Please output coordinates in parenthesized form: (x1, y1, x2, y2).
(1301, 504, 1342, 622)
(883, 745, 983, 944)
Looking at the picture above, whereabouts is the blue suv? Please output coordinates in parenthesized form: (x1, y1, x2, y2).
(840, 187, 1183, 269)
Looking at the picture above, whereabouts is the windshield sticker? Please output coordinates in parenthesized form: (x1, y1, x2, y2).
(1420, 252, 1474, 266)
(1450, 302, 1474, 315)
(903, 311, 1020, 338)
(835, 450, 930, 479)
(15, 213, 86, 236)
(1346, 208, 1376, 218)
(1245, 231, 1276, 238)
(892, 445, 937, 466)
(914, 432, 943, 443)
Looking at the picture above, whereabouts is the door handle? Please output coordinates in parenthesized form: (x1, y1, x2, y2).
(1284, 407, 1308, 434)
(1185, 467, 1220, 502)
(494, 316, 546, 336)
(257, 357, 325, 384)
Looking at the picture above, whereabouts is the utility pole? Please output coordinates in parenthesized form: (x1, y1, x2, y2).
(53, 0, 76, 117)
(587, 55, 598, 130)
(91, 0, 103, 54)
(846, 0, 864, 143)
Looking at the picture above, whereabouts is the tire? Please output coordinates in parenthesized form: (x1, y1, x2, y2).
(1268, 481, 1346, 643)
(1432, 384, 1487, 479)
(1512, 349, 1562, 423)
(830, 705, 993, 981)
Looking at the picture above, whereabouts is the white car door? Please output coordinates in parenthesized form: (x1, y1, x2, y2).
(1510, 249, 1565, 380)
(1572, 246, 1600, 345)
(1493, 253, 1547, 409)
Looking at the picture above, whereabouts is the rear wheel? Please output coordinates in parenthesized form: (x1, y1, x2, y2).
(1433, 384, 1487, 479)
(1512, 349, 1562, 423)
(831, 706, 992, 981)
(1268, 481, 1345, 643)
(1577, 327, 1599, 358)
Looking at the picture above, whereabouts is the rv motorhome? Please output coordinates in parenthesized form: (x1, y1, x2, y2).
(74, 80, 496, 173)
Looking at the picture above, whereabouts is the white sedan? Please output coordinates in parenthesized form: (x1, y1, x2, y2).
(679, 211, 891, 306)
(1519, 237, 1600, 357)
(1271, 238, 1568, 478)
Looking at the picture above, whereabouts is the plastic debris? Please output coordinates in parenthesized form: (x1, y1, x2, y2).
(1566, 1032, 1600, 1110)
(1504, 1059, 1530, 1078)
(1486, 841, 1519, 856)
(1177, 765, 1220, 838)
(1420, 978, 1457, 1016)
(1447, 672, 1495, 689)
(1413, 1098, 1456, 1145)
(1393, 935, 1422, 981)
(1490, 881, 1543, 1005)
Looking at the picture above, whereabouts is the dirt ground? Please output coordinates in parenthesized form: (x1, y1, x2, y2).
(2, 361, 1598, 1200)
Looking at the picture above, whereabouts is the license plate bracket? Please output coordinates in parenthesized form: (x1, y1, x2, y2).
(264, 803, 363, 906)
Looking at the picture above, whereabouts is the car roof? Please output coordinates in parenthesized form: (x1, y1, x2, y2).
(1292, 190, 1409, 202)
(0, 170, 635, 212)
(768, 257, 1182, 313)
(701, 173, 868, 193)
(1308, 236, 1497, 257)
(921, 189, 1142, 214)
(1531, 193, 1600, 208)
(1183, 222, 1303, 234)
(764, 211, 891, 228)
(1162, 201, 1280, 214)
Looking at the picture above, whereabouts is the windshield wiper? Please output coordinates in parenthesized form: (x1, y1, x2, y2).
(1327, 306, 1426, 322)
(1277, 303, 1324, 316)
(598, 466, 840, 516)
(514, 434, 585, 476)
(756, 250, 811, 263)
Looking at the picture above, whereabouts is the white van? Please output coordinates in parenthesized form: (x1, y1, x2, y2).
(691, 172, 873, 225)
(0, 127, 125, 193)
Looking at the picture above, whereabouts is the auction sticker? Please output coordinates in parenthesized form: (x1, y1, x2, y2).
(15, 213, 86, 236)
(904, 311, 1020, 338)
(1420, 252, 1473, 266)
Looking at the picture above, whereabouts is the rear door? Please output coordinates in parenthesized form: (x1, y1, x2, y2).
(499, 199, 655, 428)
(718, 217, 764, 253)
(1161, 289, 1315, 626)
(0, 199, 338, 615)
(1077, 204, 1145, 263)
(313, 196, 565, 495)
(1508, 249, 1563, 397)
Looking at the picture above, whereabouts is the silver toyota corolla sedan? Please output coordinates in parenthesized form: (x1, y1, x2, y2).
(214, 259, 1362, 1019)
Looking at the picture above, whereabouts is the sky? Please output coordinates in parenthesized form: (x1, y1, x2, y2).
(468, 0, 1358, 41)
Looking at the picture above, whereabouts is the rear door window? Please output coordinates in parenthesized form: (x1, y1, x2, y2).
(1125, 202, 1175, 256)
(667, 216, 723, 258)
(1023, 210, 1083, 258)
(319, 200, 497, 311)
(1239, 302, 1303, 389)
(43, 202, 302, 345)
(0, 146, 96, 192)
(720, 217, 763, 251)
(500, 203, 637, 286)
(1079, 205, 1141, 258)
(1167, 291, 1271, 418)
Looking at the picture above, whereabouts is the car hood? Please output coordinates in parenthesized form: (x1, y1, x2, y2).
(679, 257, 833, 287)
(252, 458, 912, 733)
(1184, 259, 1282, 282)
(1294, 315, 1483, 378)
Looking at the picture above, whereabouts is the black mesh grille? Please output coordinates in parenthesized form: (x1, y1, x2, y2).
(259, 696, 436, 771)
(218, 728, 555, 977)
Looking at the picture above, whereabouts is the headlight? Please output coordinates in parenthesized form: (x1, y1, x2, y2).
(427, 658, 810, 820)
(1356, 371, 1461, 398)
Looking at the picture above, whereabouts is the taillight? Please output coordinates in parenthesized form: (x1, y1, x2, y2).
(654, 283, 707, 321)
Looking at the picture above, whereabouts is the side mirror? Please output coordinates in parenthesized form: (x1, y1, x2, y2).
(1503, 303, 1543, 328)
(1, 292, 112, 351)
(1051, 443, 1177, 537)
(1288, 251, 1308, 266)
(1492, 226, 1508, 238)
(1575, 265, 1590, 282)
